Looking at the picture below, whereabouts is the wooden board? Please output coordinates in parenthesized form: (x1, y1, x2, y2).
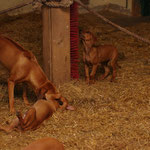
(42, 6, 70, 86)
(132, 0, 141, 16)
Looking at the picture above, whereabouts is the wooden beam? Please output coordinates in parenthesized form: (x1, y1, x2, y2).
(42, 5, 70, 86)
(132, 0, 141, 16)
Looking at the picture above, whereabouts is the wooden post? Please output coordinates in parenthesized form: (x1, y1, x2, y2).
(132, 0, 141, 16)
(42, 5, 70, 86)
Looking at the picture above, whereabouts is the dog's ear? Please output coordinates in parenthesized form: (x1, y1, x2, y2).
(36, 88, 48, 99)
(23, 51, 35, 60)
(54, 94, 61, 99)
(79, 30, 85, 41)
(45, 93, 61, 101)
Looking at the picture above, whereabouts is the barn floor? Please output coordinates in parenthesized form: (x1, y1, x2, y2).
(0, 10, 150, 150)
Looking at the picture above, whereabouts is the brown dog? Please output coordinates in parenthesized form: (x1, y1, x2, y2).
(22, 137, 65, 150)
(81, 31, 120, 84)
(0, 97, 74, 133)
(0, 36, 67, 113)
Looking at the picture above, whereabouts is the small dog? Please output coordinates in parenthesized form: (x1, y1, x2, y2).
(22, 137, 65, 150)
(0, 36, 68, 113)
(0, 97, 74, 133)
(81, 31, 120, 84)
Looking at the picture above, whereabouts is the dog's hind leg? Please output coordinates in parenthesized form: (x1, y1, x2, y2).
(17, 108, 36, 130)
(110, 59, 117, 82)
(99, 65, 110, 80)
(84, 64, 90, 84)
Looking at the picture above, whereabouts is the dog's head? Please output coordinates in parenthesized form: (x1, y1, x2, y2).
(45, 92, 75, 111)
(80, 31, 97, 48)
(36, 81, 75, 110)
(36, 81, 57, 98)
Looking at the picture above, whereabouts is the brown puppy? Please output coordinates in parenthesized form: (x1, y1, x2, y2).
(22, 137, 65, 150)
(81, 31, 120, 84)
(0, 97, 74, 133)
(0, 36, 66, 113)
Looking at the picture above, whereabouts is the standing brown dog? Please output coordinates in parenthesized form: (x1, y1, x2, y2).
(0, 97, 74, 133)
(0, 36, 67, 113)
(22, 137, 65, 150)
(81, 31, 120, 84)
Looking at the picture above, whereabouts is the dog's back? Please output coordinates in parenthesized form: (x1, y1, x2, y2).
(0, 36, 36, 70)
(34, 100, 56, 122)
(22, 137, 65, 150)
(0, 36, 22, 69)
(97, 45, 118, 62)
(17, 100, 57, 130)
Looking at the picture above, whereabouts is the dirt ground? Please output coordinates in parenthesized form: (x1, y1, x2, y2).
(0, 9, 150, 150)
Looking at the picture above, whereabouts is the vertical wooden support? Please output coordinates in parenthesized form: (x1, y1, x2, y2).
(42, 6, 70, 86)
(132, 0, 141, 16)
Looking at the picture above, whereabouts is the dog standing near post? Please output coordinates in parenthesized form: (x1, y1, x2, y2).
(81, 31, 120, 84)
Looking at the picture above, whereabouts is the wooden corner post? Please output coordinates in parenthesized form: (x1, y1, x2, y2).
(132, 0, 141, 16)
(42, 5, 70, 86)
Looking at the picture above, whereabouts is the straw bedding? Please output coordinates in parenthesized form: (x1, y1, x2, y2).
(0, 10, 150, 150)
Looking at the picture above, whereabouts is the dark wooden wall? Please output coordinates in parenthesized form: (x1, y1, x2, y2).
(132, 0, 150, 16)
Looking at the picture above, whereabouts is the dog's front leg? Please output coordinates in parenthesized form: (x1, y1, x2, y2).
(84, 64, 90, 84)
(90, 64, 98, 84)
(8, 78, 15, 113)
(23, 85, 30, 105)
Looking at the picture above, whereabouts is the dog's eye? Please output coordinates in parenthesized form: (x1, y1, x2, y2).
(55, 98, 63, 105)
